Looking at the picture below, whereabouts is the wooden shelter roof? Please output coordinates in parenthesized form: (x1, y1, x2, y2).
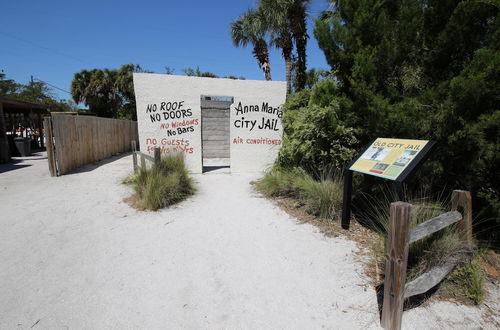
(0, 96, 50, 114)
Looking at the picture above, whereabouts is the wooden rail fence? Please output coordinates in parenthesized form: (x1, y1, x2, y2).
(131, 141, 161, 173)
(381, 190, 473, 330)
(44, 115, 138, 176)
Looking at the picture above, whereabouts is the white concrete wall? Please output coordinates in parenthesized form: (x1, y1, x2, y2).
(133, 73, 287, 173)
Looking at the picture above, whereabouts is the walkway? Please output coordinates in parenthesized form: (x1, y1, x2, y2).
(0, 153, 496, 329)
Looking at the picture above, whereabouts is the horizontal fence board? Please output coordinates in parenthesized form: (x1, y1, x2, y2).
(204, 153, 229, 158)
(202, 120, 230, 125)
(134, 151, 155, 163)
(404, 259, 458, 298)
(203, 147, 230, 152)
(202, 140, 230, 146)
(200, 100, 233, 109)
(203, 148, 229, 152)
(203, 135, 230, 141)
(409, 211, 462, 244)
(202, 112, 230, 118)
(203, 128, 230, 134)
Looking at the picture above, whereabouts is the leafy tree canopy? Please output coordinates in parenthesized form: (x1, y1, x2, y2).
(71, 64, 146, 120)
(0, 71, 77, 112)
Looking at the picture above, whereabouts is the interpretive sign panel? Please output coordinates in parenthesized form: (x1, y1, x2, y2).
(349, 138, 432, 182)
(341, 137, 435, 230)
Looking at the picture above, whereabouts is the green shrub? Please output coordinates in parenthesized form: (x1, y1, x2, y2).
(284, 88, 311, 110)
(278, 102, 358, 171)
(126, 154, 194, 211)
(446, 258, 485, 305)
(308, 79, 338, 107)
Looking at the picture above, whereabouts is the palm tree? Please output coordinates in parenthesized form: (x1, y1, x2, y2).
(71, 69, 120, 118)
(71, 70, 92, 106)
(270, 24, 294, 94)
(287, 0, 309, 91)
(231, 9, 272, 81)
(115, 64, 145, 120)
(72, 64, 146, 119)
(259, 0, 310, 93)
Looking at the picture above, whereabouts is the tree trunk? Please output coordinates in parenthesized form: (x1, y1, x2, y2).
(253, 41, 272, 81)
(263, 62, 272, 81)
(280, 31, 294, 95)
(285, 56, 292, 95)
(290, 6, 308, 91)
(295, 38, 307, 91)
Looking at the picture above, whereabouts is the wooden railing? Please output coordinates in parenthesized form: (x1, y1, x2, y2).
(131, 140, 161, 173)
(381, 190, 473, 330)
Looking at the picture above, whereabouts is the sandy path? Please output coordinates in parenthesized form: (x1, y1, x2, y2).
(0, 153, 497, 329)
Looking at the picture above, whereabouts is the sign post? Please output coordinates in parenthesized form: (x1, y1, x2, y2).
(341, 138, 435, 229)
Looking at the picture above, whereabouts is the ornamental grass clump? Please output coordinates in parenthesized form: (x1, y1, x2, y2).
(126, 153, 194, 211)
(254, 166, 344, 221)
(294, 171, 343, 220)
(253, 166, 305, 197)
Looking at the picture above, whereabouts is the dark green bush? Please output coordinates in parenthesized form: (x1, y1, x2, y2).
(278, 101, 358, 172)
(308, 79, 338, 107)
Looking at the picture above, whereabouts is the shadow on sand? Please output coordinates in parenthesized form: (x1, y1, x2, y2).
(0, 160, 32, 174)
(63, 152, 132, 175)
(0, 150, 48, 174)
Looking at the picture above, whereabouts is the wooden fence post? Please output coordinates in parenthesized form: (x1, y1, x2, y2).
(140, 153, 146, 169)
(131, 140, 138, 173)
(154, 147, 161, 166)
(451, 190, 473, 245)
(43, 117, 57, 177)
(381, 202, 412, 330)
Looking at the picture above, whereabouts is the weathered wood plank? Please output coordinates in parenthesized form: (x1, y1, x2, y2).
(404, 259, 458, 298)
(409, 211, 462, 244)
(202, 112, 230, 119)
(202, 142, 230, 149)
(132, 141, 138, 173)
(381, 202, 412, 330)
(154, 147, 161, 166)
(43, 117, 57, 177)
(52, 116, 69, 174)
(138, 152, 155, 163)
(203, 135, 231, 141)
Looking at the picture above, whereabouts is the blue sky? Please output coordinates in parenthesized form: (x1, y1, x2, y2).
(1, 0, 330, 101)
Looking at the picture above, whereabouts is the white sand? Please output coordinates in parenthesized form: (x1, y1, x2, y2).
(0, 152, 497, 329)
